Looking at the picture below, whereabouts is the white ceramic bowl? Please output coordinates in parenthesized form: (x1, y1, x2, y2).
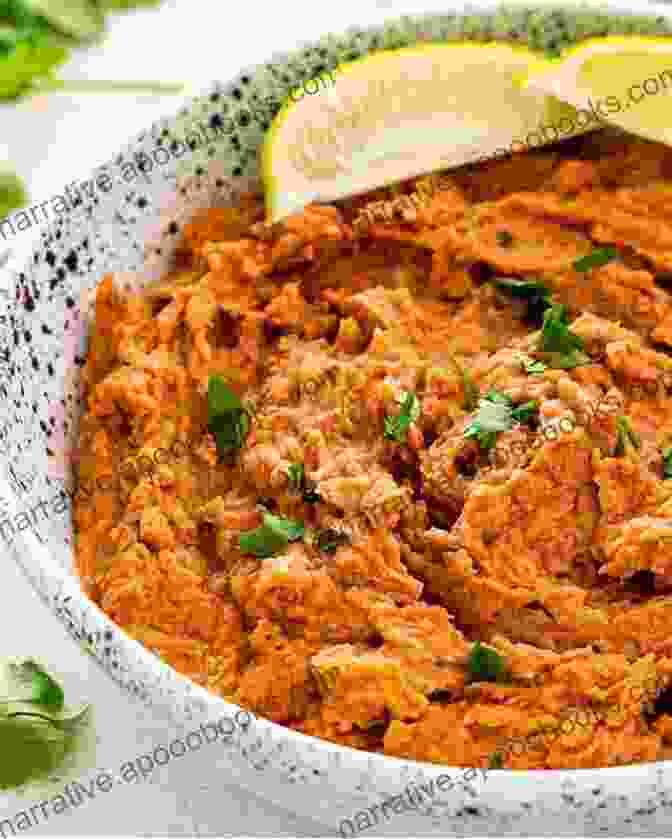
(3, 1, 672, 833)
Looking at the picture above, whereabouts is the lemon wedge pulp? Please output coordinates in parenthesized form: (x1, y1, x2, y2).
(262, 42, 593, 222)
(526, 36, 672, 146)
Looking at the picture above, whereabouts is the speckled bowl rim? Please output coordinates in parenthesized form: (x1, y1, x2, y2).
(3, 0, 672, 829)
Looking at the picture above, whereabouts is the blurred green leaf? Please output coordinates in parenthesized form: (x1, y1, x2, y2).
(0, 715, 71, 789)
(6, 701, 90, 729)
(0, 0, 169, 103)
(0, 170, 27, 217)
(94, 0, 161, 9)
(24, 0, 103, 39)
(0, 38, 68, 100)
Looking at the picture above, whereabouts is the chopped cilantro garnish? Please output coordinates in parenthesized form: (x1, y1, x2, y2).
(287, 463, 304, 492)
(573, 246, 619, 273)
(613, 416, 640, 457)
(316, 528, 351, 554)
(287, 463, 321, 503)
(663, 447, 672, 479)
(466, 642, 508, 683)
(239, 513, 305, 558)
(496, 230, 514, 248)
(492, 276, 552, 325)
(482, 389, 511, 405)
(384, 391, 420, 443)
(463, 390, 539, 451)
(518, 354, 547, 376)
(511, 401, 539, 424)
(208, 375, 250, 459)
(537, 304, 589, 369)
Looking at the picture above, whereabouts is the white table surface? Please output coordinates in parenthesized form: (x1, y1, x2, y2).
(2, 0, 670, 835)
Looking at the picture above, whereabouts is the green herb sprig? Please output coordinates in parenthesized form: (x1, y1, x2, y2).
(0, 0, 179, 214)
(517, 353, 546, 376)
(496, 230, 514, 248)
(0, 658, 90, 790)
(463, 389, 539, 451)
(384, 391, 420, 443)
(3, 659, 64, 709)
(0, 171, 27, 219)
(0, 0, 179, 101)
(207, 375, 250, 460)
(239, 513, 305, 558)
(536, 304, 590, 369)
(287, 463, 321, 504)
(613, 416, 640, 457)
(466, 642, 508, 683)
(573, 246, 618, 273)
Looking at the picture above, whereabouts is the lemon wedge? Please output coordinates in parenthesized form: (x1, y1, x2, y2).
(263, 43, 591, 222)
(526, 36, 672, 146)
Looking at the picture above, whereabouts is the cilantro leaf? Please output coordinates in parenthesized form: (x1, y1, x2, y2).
(573, 246, 618, 273)
(383, 391, 420, 443)
(463, 426, 499, 450)
(481, 388, 512, 406)
(466, 641, 508, 683)
(613, 416, 640, 457)
(316, 528, 351, 554)
(511, 401, 539, 424)
(0, 658, 90, 788)
(0, 715, 69, 789)
(287, 463, 321, 503)
(5, 702, 90, 729)
(94, 0, 162, 9)
(496, 230, 514, 248)
(518, 354, 547, 376)
(463, 390, 538, 450)
(537, 304, 589, 369)
(0, 37, 68, 100)
(663, 447, 672, 479)
(287, 463, 304, 492)
(239, 513, 305, 558)
(208, 375, 250, 459)
(24, 0, 103, 40)
(0, 0, 173, 103)
(4, 659, 64, 710)
(463, 391, 512, 450)
(209, 374, 244, 415)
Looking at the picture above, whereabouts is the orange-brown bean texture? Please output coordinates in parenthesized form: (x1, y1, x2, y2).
(76, 129, 672, 769)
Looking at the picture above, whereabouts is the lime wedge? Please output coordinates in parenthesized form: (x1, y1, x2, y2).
(263, 43, 593, 222)
(526, 36, 672, 146)
(24, 0, 104, 40)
